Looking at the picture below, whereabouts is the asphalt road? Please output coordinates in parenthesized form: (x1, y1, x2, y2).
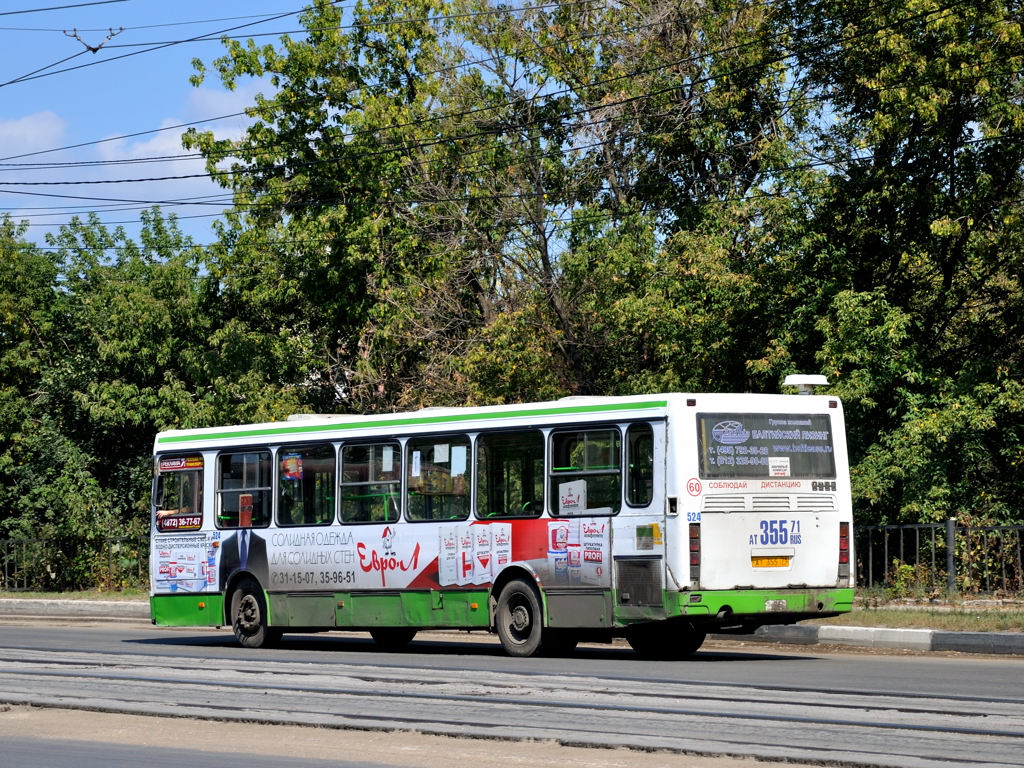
(0, 621, 1022, 767)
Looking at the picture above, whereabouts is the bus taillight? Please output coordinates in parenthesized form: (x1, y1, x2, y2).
(689, 523, 701, 584)
(838, 521, 850, 582)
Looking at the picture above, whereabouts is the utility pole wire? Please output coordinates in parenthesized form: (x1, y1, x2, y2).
(0, 0, 126, 17)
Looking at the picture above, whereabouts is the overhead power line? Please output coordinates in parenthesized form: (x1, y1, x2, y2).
(0, 0, 598, 88)
(1, 0, 998, 192)
(0, 7, 300, 32)
(0, 0, 126, 17)
(0, 112, 250, 163)
(0, 2, 332, 89)
(4, 0, 1016, 235)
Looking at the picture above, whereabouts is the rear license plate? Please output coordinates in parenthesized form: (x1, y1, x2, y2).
(751, 556, 791, 568)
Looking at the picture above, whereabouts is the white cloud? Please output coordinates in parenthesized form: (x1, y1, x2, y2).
(0, 111, 66, 155)
(185, 80, 269, 129)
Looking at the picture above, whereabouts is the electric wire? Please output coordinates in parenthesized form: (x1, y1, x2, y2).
(2, 0, 1020, 238)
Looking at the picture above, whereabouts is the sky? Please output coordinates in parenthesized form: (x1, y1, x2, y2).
(0, 0, 311, 249)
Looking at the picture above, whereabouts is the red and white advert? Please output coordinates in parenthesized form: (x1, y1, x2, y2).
(580, 520, 609, 586)
(490, 523, 512, 579)
(557, 480, 587, 515)
(438, 527, 459, 586)
(456, 525, 475, 586)
(472, 525, 492, 584)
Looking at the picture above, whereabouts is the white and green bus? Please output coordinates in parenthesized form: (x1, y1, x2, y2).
(150, 380, 853, 657)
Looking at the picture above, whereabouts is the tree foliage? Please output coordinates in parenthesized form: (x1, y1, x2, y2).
(3, 0, 1024, 572)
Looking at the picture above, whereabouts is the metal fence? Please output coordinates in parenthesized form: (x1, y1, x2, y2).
(857, 522, 1024, 596)
(1, 536, 147, 592)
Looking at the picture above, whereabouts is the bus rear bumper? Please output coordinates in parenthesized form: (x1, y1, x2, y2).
(667, 587, 854, 634)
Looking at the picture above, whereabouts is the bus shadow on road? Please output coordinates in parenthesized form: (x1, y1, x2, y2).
(128, 630, 813, 663)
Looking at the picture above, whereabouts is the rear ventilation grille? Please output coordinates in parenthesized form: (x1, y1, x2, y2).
(702, 495, 744, 512)
(616, 558, 661, 606)
(752, 496, 791, 511)
(702, 494, 837, 512)
(797, 494, 836, 511)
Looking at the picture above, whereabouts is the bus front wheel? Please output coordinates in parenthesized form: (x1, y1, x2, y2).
(230, 577, 280, 648)
(495, 579, 543, 657)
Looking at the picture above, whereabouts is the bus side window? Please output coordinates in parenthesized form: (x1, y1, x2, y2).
(406, 436, 470, 522)
(278, 444, 335, 527)
(217, 451, 272, 528)
(340, 442, 401, 524)
(476, 431, 544, 518)
(549, 428, 621, 516)
(626, 423, 654, 507)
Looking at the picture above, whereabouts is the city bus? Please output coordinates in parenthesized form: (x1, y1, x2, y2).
(150, 378, 853, 657)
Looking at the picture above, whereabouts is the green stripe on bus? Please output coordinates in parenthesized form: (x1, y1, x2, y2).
(156, 400, 669, 445)
(664, 587, 855, 620)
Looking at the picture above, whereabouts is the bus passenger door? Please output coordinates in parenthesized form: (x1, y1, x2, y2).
(613, 421, 668, 624)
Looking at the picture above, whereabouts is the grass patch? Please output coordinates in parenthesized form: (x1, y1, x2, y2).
(810, 607, 1024, 632)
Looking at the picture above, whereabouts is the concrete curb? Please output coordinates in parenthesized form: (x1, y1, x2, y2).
(0, 598, 150, 620)
(2, 599, 1021, 654)
(725, 623, 1024, 655)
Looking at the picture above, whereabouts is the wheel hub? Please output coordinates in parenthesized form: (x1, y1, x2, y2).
(510, 604, 530, 632)
(238, 595, 260, 631)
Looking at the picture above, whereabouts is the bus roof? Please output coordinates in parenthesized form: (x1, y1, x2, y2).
(154, 394, 671, 449)
(153, 391, 841, 451)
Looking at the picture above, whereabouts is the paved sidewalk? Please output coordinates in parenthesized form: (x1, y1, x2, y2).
(1, 598, 1021, 655)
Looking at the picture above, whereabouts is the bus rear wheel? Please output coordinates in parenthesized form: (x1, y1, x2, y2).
(626, 623, 705, 659)
(230, 577, 280, 648)
(495, 579, 543, 657)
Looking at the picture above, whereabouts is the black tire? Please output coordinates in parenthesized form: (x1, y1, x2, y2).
(626, 623, 705, 659)
(369, 627, 417, 651)
(229, 577, 280, 648)
(495, 579, 544, 657)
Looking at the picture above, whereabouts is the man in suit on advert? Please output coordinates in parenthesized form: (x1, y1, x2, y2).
(218, 527, 269, 588)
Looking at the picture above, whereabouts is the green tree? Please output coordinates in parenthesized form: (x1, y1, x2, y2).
(1, 209, 305, 587)
(183, 1, 811, 407)
(776, 0, 1024, 523)
(185, 0, 453, 411)
(362, 0, 808, 401)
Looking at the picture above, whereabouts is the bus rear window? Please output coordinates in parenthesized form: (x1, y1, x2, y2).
(697, 413, 836, 479)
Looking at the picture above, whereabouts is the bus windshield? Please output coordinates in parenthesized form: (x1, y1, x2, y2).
(697, 412, 836, 479)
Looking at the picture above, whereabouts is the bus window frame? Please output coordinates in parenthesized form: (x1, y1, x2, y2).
(625, 422, 655, 508)
(276, 441, 336, 528)
(215, 448, 274, 530)
(153, 454, 204, 532)
(696, 411, 838, 480)
(548, 425, 623, 517)
(338, 439, 403, 525)
(474, 428, 545, 520)
(405, 433, 472, 523)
